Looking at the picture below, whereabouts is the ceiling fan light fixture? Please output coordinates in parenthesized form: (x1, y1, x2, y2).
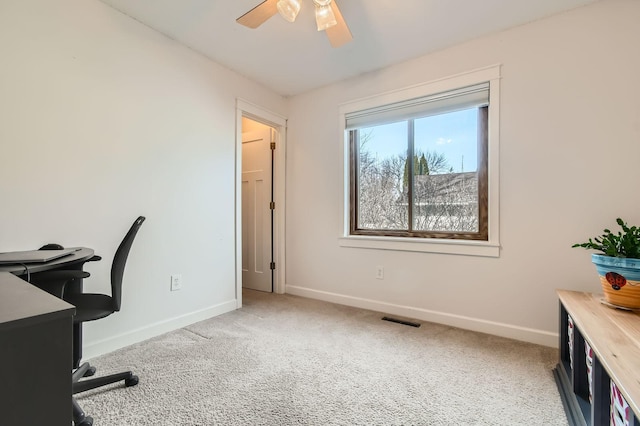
(277, 0, 301, 23)
(314, 4, 337, 31)
(237, 0, 352, 48)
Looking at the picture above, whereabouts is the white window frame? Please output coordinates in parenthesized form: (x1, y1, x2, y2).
(338, 65, 501, 257)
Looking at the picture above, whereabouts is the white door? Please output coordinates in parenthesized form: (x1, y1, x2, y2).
(242, 126, 274, 292)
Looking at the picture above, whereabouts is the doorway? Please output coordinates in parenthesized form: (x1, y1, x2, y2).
(235, 99, 287, 307)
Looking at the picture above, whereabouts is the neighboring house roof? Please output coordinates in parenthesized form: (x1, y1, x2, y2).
(412, 172, 478, 205)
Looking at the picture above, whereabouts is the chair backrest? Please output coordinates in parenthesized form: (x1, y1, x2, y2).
(111, 216, 145, 312)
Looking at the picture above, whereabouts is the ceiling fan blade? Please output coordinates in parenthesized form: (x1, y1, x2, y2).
(236, 0, 279, 29)
(325, 0, 352, 48)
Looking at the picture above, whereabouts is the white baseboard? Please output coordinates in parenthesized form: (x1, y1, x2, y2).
(286, 285, 558, 347)
(82, 299, 237, 360)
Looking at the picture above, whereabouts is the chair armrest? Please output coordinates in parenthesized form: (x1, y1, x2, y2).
(31, 270, 90, 298)
(37, 270, 91, 280)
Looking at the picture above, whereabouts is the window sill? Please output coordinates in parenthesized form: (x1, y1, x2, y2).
(338, 235, 500, 257)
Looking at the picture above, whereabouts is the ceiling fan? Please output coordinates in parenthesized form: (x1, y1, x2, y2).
(236, 0, 353, 48)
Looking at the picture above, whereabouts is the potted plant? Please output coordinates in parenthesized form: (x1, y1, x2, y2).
(573, 218, 640, 309)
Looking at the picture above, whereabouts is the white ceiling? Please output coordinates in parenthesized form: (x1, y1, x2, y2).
(98, 0, 598, 97)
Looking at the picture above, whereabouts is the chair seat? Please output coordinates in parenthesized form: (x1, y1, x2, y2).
(64, 293, 115, 323)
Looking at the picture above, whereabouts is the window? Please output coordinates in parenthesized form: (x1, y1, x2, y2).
(340, 66, 500, 256)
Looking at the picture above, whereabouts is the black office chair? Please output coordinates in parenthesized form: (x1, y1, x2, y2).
(38, 216, 146, 426)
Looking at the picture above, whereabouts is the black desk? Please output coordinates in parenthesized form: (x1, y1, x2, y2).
(0, 247, 95, 367)
(0, 271, 75, 424)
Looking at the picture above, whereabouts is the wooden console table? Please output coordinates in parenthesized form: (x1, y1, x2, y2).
(555, 290, 640, 426)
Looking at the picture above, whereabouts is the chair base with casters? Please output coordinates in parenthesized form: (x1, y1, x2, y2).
(71, 362, 139, 426)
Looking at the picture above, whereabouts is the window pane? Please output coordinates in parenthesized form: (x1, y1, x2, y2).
(412, 108, 479, 232)
(357, 122, 408, 230)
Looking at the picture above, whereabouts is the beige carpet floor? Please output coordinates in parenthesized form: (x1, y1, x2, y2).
(76, 290, 568, 425)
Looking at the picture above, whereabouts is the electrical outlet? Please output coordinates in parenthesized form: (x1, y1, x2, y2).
(376, 266, 384, 280)
(170, 274, 183, 291)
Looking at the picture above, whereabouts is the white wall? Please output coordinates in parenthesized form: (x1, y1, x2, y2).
(0, 0, 285, 358)
(285, 0, 640, 346)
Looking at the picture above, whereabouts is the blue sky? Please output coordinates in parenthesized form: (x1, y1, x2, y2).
(360, 108, 479, 173)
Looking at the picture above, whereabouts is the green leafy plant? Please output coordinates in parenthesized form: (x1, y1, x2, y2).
(573, 218, 640, 258)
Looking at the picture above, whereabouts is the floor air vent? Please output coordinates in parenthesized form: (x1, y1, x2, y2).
(382, 316, 421, 328)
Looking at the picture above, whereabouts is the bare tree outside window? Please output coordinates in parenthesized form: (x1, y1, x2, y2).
(356, 128, 407, 230)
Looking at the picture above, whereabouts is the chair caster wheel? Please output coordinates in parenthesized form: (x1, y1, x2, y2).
(125, 375, 139, 387)
(84, 366, 96, 377)
(76, 415, 94, 426)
